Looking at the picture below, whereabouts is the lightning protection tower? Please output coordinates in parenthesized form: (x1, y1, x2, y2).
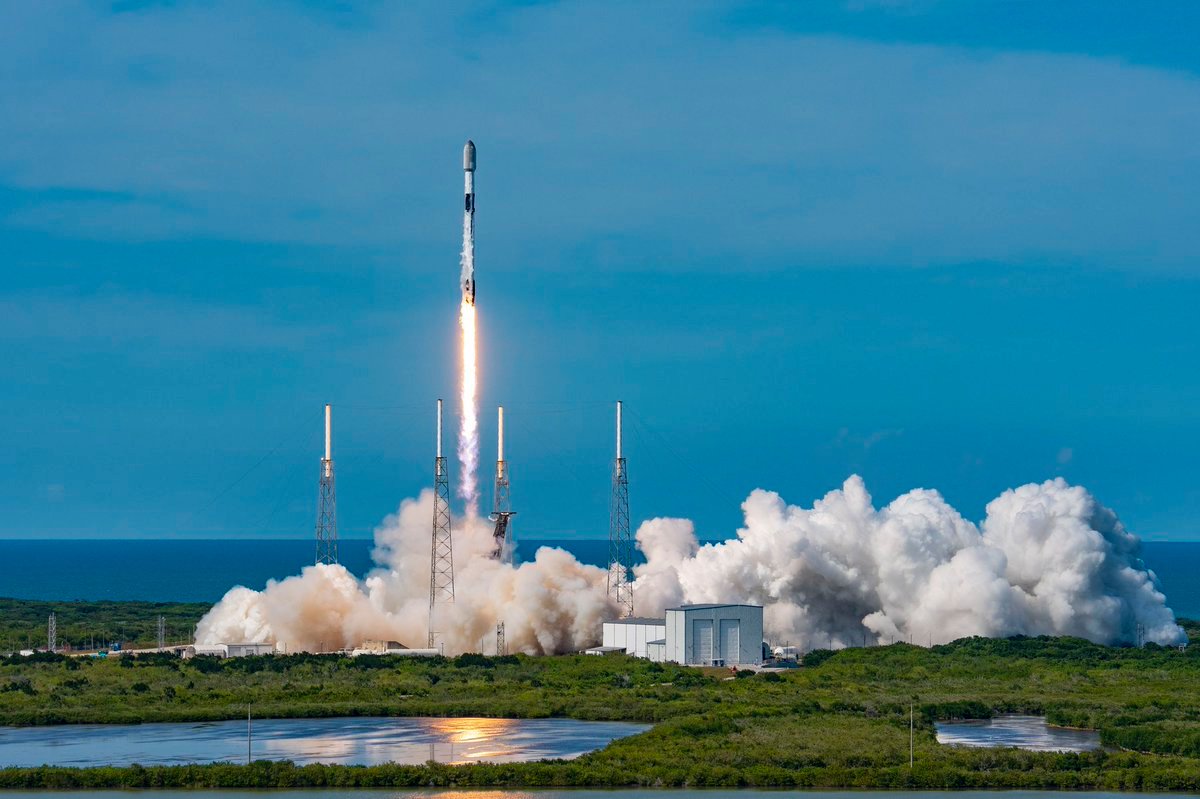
(429, 399, 455, 647)
(490, 406, 515, 562)
(315, 403, 339, 565)
(157, 616, 166, 650)
(47, 613, 57, 653)
(608, 401, 634, 617)
(496, 622, 506, 656)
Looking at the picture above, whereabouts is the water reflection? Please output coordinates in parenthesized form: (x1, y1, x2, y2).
(0, 716, 650, 768)
(423, 717, 520, 763)
(0, 787, 1180, 791)
(936, 715, 1101, 752)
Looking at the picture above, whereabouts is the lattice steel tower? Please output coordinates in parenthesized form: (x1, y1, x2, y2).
(315, 403, 339, 565)
(47, 613, 57, 653)
(490, 405, 515, 562)
(429, 399, 455, 648)
(608, 400, 634, 616)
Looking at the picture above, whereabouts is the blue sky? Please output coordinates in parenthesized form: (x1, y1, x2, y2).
(2, 1, 1198, 541)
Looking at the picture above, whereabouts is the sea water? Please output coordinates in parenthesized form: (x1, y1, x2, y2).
(0, 540, 1196, 619)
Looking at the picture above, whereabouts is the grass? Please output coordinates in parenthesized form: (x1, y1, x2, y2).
(3, 624, 1200, 788)
(0, 598, 207, 653)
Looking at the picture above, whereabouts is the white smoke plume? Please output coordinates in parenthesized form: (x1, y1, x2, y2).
(196, 489, 616, 654)
(196, 475, 1185, 654)
(633, 476, 1186, 648)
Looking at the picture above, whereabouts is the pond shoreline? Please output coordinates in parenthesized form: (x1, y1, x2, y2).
(0, 716, 651, 769)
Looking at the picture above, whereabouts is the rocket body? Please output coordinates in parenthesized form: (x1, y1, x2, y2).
(462, 140, 476, 306)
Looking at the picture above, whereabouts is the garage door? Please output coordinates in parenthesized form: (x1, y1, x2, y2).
(719, 619, 740, 664)
(692, 619, 713, 664)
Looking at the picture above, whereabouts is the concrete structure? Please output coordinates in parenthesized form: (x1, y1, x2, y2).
(665, 604, 764, 667)
(189, 642, 276, 658)
(601, 617, 667, 658)
(599, 604, 764, 667)
(351, 640, 440, 657)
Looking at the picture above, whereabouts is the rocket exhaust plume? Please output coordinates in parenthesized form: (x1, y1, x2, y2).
(458, 301, 478, 516)
(458, 140, 479, 517)
(196, 473, 1184, 655)
(191, 147, 1183, 655)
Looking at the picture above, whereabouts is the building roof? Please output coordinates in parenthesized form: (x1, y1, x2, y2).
(604, 617, 667, 625)
(665, 603, 764, 611)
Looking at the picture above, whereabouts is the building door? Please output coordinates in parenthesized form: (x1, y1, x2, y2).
(692, 619, 713, 664)
(719, 619, 740, 664)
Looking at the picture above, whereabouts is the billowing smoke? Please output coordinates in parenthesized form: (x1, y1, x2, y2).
(633, 476, 1185, 648)
(196, 475, 1184, 654)
(196, 489, 616, 654)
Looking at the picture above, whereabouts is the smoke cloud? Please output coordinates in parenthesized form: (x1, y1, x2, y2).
(196, 489, 616, 654)
(196, 476, 1185, 654)
(634, 476, 1185, 648)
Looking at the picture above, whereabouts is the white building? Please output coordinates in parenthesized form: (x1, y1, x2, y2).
(188, 642, 276, 658)
(666, 604, 763, 667)
(601, 617, 667, 658)
(597, 604, 764, 667)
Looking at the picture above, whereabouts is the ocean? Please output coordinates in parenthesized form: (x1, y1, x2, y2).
(1, 539, 1197, 620)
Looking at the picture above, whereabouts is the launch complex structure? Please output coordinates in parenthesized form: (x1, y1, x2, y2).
(308, 141, 636, 651)
(309, 398, 634, 648)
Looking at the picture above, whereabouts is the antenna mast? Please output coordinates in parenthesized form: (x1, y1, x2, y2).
(608, 400, 633, 616)
(490, 405, 515, 561)
(315, 404, 339, 565)
(429, 399, 455, 647)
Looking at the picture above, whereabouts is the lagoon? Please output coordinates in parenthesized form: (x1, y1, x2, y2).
(936, 715, 1101, 753)
(0, 716, 650, 768)
(0, 787, 1185, 791)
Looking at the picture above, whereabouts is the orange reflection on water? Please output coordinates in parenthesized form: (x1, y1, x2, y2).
(427, 716, 517, 745)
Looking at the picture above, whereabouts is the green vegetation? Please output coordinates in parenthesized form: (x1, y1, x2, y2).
(3, 626, 1200, 789)
(0, 598, 207, 653)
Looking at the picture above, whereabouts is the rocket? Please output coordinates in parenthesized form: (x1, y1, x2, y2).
(462, 140, 476, 306)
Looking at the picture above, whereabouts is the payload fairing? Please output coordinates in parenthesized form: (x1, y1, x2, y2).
(462, 140, 476, 305)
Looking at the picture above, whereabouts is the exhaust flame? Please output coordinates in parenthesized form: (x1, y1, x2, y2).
(458, 299, 479, 517)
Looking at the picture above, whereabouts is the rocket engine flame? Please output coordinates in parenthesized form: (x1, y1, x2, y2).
(458, 298, 479, 517)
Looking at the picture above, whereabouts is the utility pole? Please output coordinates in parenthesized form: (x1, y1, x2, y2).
(247, 705, 252, 765)
(910, 701, 914, 768)
(429, 399, 455, 647)
(315, 403, 339, 565)
(607, 401, 633, 617)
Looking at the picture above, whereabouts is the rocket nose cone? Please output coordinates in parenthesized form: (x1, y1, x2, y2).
(463, 140, 476, 171)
